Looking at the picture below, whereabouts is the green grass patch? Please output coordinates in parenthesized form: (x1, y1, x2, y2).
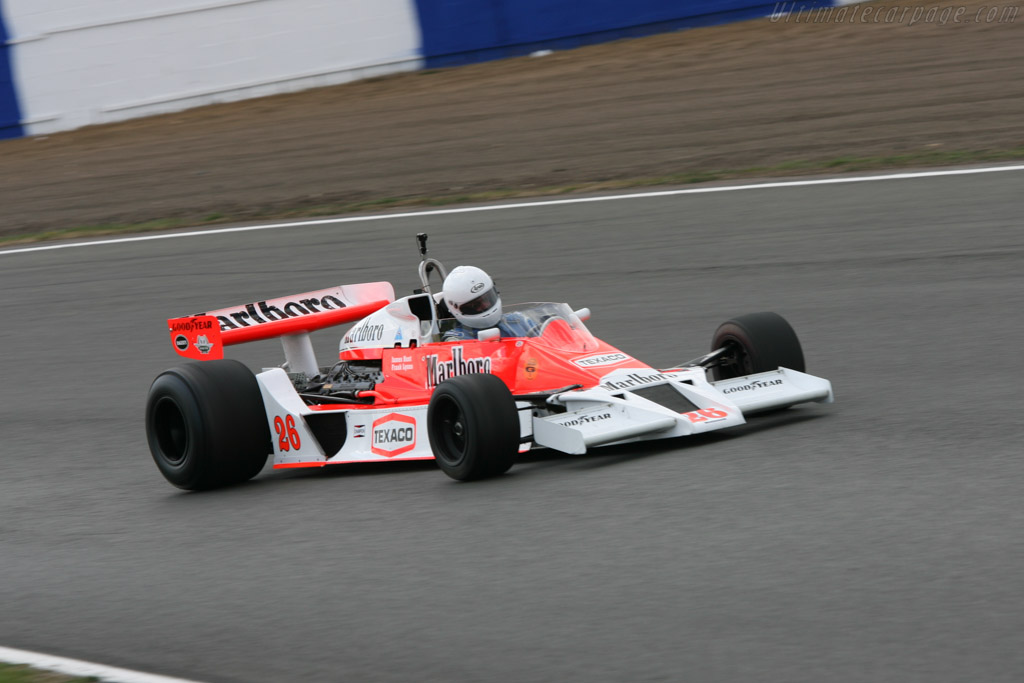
(3, 145, 1022, 248)
(1, 218, 192, 247)
(0, 663, 97, 683)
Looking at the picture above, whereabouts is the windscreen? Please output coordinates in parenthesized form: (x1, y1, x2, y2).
(502, 302, 598, 352)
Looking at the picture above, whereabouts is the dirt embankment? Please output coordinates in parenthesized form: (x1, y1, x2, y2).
(0, 0, 1021, 238)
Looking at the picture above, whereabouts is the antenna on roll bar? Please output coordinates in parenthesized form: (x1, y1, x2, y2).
(416, 233, 448, 294)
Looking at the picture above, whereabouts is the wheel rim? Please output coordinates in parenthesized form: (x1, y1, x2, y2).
(432, 395, 467, 466)
(153, 397, 189, 465)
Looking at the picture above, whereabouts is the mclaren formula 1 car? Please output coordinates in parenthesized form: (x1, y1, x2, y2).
(145, 234, 833, 489)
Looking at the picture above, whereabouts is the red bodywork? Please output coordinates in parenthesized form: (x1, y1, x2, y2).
(169, 304, 655, 409)
(359, 319, 652, 406)
(167, 300, 389, 361)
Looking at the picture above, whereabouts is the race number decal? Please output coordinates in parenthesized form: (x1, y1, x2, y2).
(683, 408, 729, 424)
(274, 415, 302, 451)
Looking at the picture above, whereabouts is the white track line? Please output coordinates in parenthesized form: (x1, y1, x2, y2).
(2, 164, 1022, 257)
(0, 646, 205, 683)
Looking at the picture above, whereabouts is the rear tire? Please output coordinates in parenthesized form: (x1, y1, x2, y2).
(428, 374, 519, 481)
(711, 312, 806, 381)
(145, 360, 271, 490)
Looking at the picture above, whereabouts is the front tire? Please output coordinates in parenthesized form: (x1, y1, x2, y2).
(427, 374, 519, 481)
(145, 360, 271, 490)
(711, 312, 806, 381)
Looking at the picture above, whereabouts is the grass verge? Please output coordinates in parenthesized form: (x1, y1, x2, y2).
(0, 663, 96, 683)
(2, 146, 1022, 248)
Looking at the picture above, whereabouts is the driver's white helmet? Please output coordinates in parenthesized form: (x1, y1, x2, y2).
(442, 266, 502, 329)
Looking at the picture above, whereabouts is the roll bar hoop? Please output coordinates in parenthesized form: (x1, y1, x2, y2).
(416, 233, 449, 294)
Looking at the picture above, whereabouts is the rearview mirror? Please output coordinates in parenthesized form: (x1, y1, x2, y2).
(478, 327, 501, 341)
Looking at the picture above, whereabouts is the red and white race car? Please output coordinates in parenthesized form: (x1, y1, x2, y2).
(145, 235, 833, 489)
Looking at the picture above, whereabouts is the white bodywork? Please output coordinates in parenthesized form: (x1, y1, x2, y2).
(256, 361, 833, 468)
(532, 366, 832, 455)
(258, 368, 433, 465)
(337, 293, 438, 355)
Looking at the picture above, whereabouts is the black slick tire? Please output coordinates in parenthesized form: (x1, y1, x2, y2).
(145, 360, 271, 490)
(427, 374, 519, 481)
(711, 312, 806, 381)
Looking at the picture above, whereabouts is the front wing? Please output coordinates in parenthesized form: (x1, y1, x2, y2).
(531, 366, 833, 455)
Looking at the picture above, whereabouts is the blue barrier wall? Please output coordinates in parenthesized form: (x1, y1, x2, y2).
(0, 0, 24, 139)
(412, 0, 829, 67)
(1, 0, 843, 139)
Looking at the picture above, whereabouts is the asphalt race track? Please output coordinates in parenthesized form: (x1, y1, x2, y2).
(2, 169, 1022, 683)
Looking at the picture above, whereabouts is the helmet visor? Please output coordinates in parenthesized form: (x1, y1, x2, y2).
(456, 288, 499, 316)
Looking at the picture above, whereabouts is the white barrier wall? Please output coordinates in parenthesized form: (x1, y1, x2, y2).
(4, 0, 422, 135)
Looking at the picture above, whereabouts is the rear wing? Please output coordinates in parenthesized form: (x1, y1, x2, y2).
(167, 282, 394, 372)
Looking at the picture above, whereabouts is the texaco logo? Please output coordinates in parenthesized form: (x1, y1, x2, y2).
(371, 413, 417, 457)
